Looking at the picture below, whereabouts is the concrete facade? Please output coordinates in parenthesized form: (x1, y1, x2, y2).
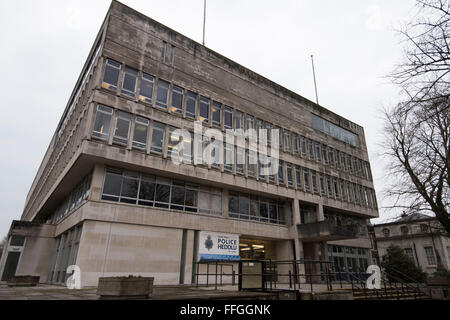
(0, 1, 378, 288)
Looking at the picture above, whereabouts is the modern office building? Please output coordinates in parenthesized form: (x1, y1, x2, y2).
(373, 213, 450, 274)
(0, 1, 378, 287)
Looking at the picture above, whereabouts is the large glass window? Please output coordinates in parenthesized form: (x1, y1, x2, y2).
(301, 136, 307, 157)
(132, 116, 149, 150)
(151, 122, 166, 153)
(292, 133, 298, 154)
(308, 139, 314, 160)
(171, 85, 183, 114)
(283, 130, 290, 152)
(246, 115, 254, 131)
(224, 143, 233, 171)
(315, 143, 322, 162)
(304, 168, 310, 191)
(236, 146, 245, 174)
(247, 150, 256, 178)
(92, 105, 113, 140)
(122, 66, 138, 97)
(287, 163, 293, 187)
(113, 111, 131, 145)
(228, 192, 285, 225)
(311, 114, 359, 147)
(186, 91, 197, 119)
(199, 97, 210, 123)
(311, 171, 318, 193)
(102, 59, 121, 91)
(156, 79, 170, 108)
(138, 73, 154, 103)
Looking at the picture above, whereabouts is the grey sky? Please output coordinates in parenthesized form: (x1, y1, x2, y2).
(0, 0, 418, 238)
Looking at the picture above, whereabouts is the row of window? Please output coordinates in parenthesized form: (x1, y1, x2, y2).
(47, 174, 92, 224)
(228, 192, 286, 225)
(100, 58, 372, 182)
(91, 105, 377, 209)
(102, 168, 222, 216)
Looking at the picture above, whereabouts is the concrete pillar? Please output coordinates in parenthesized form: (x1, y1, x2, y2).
(89, 164, 106, 201)
(317, 203, 324, 221)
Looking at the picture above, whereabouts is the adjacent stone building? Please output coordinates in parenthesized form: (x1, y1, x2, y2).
(373, 213, 450, 274)
(0, 1, 378, 287)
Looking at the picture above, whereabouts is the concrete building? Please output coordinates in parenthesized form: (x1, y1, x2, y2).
(0, 1, 378, 287)
(373, 213, 450, 275)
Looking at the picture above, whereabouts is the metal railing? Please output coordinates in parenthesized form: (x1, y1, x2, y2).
(193, 259, 432, 299)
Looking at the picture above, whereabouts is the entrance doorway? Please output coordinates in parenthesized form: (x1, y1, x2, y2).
(0, 235, 25, 282)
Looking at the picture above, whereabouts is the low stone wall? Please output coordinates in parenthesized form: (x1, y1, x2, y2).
(7, 276, 40, 287)
(97, 276, 154, 299)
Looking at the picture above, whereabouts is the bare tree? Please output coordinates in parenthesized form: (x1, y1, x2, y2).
(383, 0, 450, 235)
(390, 0, 450, 102)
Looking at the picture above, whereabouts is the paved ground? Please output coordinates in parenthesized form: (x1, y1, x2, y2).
(0, 284, 277, 300)
(0, 282, 355, 300)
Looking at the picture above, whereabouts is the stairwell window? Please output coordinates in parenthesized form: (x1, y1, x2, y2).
(102, 59, 121, 91)
(92, 105, 113, 140)
(121, 66, 138, 97)
(139, 73, 154, 103)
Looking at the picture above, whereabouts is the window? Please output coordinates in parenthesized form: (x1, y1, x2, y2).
(333, 178, 339, 198)
(342, 153, 347, 171)
(311, 171, 318, 193)
(169, 45, 175, 66)
(92, 105, 113, 140)
(132, 116, 149, 150)
(278, 160, 284, 185)
(186, 91, 197, 119)
(283, 130, 290, 152)
(236, 146, 245, 174)
(224, 106, 233, 129)
(336, 151, 341, 169)
(139, 73, 154, 103)
(198, 188, 222, 215)
(301, 136, 307, 157)
(292, 133, 298, 154)
(329, 148, 335, 167)
(315, 143, 321, 162)
(199, 97, 210, 123)
(156, 79, 170, 108)
(266, 123, 272, 145)
(308, 139, 314, 160)
(319, 174, 325, 195)
(256, 119, 263, 139)
(113, 111, 131, 145)
(228, 192, 285, 225)
(295, 166, 302, 189)
(122, 66, 138, 97)
(169, 85, 183, 114)
(424, 247, 436, 265)
(311, 113, 359, 147)
(161, 41, 167, 63)
(340, 180, 347, 200)
(382, 228, 390, 237)
(287, 163, 293, 187)
(168, 127, 181, 157)
(224, 143, 233, 171)
(404, 248, 414, 261)
(400, 226, 409, 235)
(212, 101, 222, 127)
(322, 145, 328, 164)
(246, 115, 254, 131)
(247, 150, 256, 178)
(420, 224, 429, 233)
(150, 122, 165, 153)
(304, 168, 310, 191)
(326, 176, 333, 197)
(235, 111, 244, 130)
(102, 59, 121, 90)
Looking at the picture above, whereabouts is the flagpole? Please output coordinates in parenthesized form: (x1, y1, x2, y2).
(311, 54, 319, 104)
(202, 0, 206, 46)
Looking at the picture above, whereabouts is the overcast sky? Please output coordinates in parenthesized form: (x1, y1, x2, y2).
(0, 0, 419, 238)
